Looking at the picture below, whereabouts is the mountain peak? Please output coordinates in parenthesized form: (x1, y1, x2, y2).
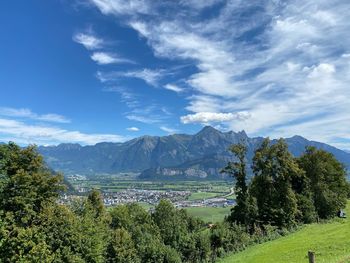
(289, 135, 308, 143)
(37, 129, 350, 176)
(237, 130, 248, 138)
(197, 126, 220, 135)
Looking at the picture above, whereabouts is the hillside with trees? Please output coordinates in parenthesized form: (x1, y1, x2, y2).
(0, 141, 349, 262)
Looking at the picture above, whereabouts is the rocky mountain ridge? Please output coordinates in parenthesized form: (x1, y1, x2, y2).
(37, 126, 350, 179)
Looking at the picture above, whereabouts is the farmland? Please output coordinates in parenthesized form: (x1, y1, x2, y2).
(67, 174, 232, 194)
(65, 175, 235, 222)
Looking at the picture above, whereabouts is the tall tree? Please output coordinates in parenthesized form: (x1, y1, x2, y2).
(222, 142, 256, 227)
(88, 188, 106, 219)
(298, 146, 348, 219)
(0, 143, 64, 261)
(106, 228, 140, 263)
(0, 143, 64, 226)
(251, 138, 301, 228)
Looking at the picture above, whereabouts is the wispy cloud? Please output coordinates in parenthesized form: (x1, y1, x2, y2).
(90, 52, 134, 65)
(103, 86, 140, 108)
(89, 0, 152, 16)
(0, 118, 127, 145)
(73, 32, 103, 50)
(103, 87, 171, 125)
(0, 107, 70, 123)
(181, 112, 250, 124)
(164, 84, 184, 93)
(97, 69, 164, 86)
(160, 126, 178, 134)
(179, 0, 223, 9)
(126, 114, 159, 124)
(87, 0, 350, 150)
(126, 126, 139, 132)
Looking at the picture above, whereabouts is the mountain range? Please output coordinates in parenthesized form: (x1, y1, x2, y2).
(38, 126, 350, 180)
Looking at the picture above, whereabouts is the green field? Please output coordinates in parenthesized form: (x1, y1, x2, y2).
(187, 192, 220, 201)
(185, 206, 232, 223)
(220, 201, 350, 263)
(69, 178, 233, 194)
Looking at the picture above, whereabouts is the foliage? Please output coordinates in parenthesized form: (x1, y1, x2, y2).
(0, 143, 64, 227)
(222, 143, 253, 227)
(251, 138, 301, 228)
(0, 141, 348, 263)
(298, 146, 348, 219)
(106, 228, 140, 263)
(218, 139, 349, 261)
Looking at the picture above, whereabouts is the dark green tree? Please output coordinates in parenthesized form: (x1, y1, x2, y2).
(152, 199, 188, 251)
(88, 188, 106, 218)
(106, 228, 140, 263)
(222, 142, 257, 228)
(0, 143, 64, 261)
(38, 203, 86, 262)
(71, 198, 109, 263)
(0, 143, 64, 226)
(251, 138, 301, 228)
(298, 146, 348, 219)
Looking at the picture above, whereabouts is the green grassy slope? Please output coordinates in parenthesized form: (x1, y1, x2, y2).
(220, 201, 350, 263)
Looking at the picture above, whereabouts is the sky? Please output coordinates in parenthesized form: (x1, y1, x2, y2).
(1, 0, 350, 150)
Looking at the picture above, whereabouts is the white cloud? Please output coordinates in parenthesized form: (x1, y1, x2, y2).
(160, 126, 178, 134)
(0, 107, 70, 123)
(103, 86, 140, 108)
(129, 21, 238, 97)
(307, 63, 336, 78)
(0, 118, 127, 145)
(179, 0, 222, 9)
(87, 0, 350, 150)
(97, 69, 164, 86)
(126, 127, 139, 131)
(89, 0, 152, 15)
(125, 103, 170, 124)
(126, 114, 159, 124)
(181, 112, 251, 124)
(90, 52, 134, 65)
(73, 32, 103, 50)
(163, 84, 184, 93)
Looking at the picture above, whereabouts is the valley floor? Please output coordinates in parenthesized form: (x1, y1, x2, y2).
(220, 201, 350, 263)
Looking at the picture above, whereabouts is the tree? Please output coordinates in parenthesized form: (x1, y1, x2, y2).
(251, 138, 301, 228)
(88, 189, 106, 218)
(71, 198, 109, 263)
(0, 143, 64, 261)
(184, 231, 211, 263)
(0, 143, 64, 227)
(298, 146, 348, 219)
(152, 200, 188, 251)
(38, 203, 86, 262)
(106, 228, 140, 263)
(222, 142, 256, 228)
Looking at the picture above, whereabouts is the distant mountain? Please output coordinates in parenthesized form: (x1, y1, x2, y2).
(37, 126, 350, 179)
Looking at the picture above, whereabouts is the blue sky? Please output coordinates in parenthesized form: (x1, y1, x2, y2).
(1, 0, 350, 150)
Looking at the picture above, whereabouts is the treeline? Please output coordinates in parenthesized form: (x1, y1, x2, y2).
(223, 138, 350, 231)
(0, 143, 255, 262)
(0, 141, 349, 262)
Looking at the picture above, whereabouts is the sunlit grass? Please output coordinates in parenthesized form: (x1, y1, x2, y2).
(220, 201, 350, 263)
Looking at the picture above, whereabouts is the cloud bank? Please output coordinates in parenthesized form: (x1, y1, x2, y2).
(0, 108, 126, 145)
(86, 0, 350, 149)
